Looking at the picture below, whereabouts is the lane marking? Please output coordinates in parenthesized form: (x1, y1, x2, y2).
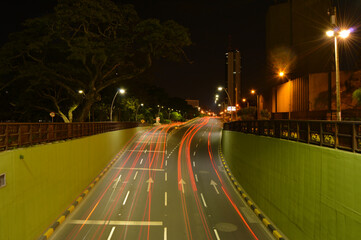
(214, 229, 221, 240)
(200, 193, 207, 208)
(193, 161, 195, 167)
(68, 220, 163, 226)
(196, 143, 198, 148)
(123, 191, 130, 205)
(195, 174, 198, 182)
(133, 171, 138, 180)
(165, 172, 167, 182)
(107, 227, 116, 240)
(165, 192, 167, 206)
(165, 160, 168, 166)
(179, 179, 186, 193)
(146, 178, 154, 192)
(115, 167, 164, 172)
(164, 227, 167, 240)
(140, 159, 143, 165)
(210, 180, 220, 194)
(113, 175, 122, 189)
(193, 151, 196, 156)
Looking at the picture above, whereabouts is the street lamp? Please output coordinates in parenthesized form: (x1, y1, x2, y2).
(250, 89, 259, 120)
(110, 88, 126, 121)
(242, 98, 249, 108)
(218, 86, 234, 120)
(326, 29, 351, 121)
(135, 103, 144, 122)
(279, 71, 291, 120)
(78, 90, 91, 121)
(326, 6, 352, 121)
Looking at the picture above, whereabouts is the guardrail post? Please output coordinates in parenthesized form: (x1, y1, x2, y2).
(335, 122, 339, 149)
(352, 123, 356, 152)
(297, 122, 300, 142)
(320, 122, 323, 146)
(307, 122, 310, 144)
(18, 125, 22, 146)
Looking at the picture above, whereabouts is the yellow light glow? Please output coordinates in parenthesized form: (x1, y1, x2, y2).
(251, 89, 256, 94)
(339, 29, 351, 39)
(242, 98, 246, 102)
(119, 88, 126, 94)
(78, 90, 84, 94)
(326, 30, 335, 37)
(279, 71, 285, 77)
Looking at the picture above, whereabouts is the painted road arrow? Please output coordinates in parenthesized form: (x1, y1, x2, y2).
(178, 179, 186, 193)
(210, 180, 219, 194)
(146, 178, 154, 192)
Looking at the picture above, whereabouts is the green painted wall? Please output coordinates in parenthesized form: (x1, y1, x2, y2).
(0, 127, 146, 240)
(222, 130, 361, 240)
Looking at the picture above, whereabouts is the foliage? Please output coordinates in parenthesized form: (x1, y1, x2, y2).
(0, 0, 191, 122)
(238, 107, 257, 120)
(170, 111, 182, 121)
(352, 88, 361, 105)
(260, 109, 271, 120)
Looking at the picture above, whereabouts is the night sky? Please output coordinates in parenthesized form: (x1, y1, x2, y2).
(1, 0, 269, 110)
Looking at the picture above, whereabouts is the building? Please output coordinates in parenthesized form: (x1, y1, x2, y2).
(264, 0, 361, 119)
(185, 99, 199, 109)
(225, 50, 241, 107)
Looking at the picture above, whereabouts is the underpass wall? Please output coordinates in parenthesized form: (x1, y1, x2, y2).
(0, 127, 147, 240)
(222, 130, 361, 240)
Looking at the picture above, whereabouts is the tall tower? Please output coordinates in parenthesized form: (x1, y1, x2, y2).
(225, 50, 241, 107)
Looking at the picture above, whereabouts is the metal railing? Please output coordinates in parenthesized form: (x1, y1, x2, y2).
(224, 120, 361, 153)
(0, 122, 141, 152)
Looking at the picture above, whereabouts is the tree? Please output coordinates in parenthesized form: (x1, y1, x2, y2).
(0, 0, 191, 122)
(352, 88, 361, 105)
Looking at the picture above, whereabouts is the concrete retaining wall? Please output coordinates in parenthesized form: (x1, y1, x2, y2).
(0, 127, 146, 240)
(222, 130, 361, 240)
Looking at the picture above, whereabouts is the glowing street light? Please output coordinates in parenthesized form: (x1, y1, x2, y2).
(326, 27, 352, 121)
(135, 103, 144, 122)
(326, 6, 352, 121)
(326, 30, 334, 37)
(250, 89, 259, 120)
(218, 86, 235, 121)
(110, 88, 126, 121)
(279, 71, 291, 120)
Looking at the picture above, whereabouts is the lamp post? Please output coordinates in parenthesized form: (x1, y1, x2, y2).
(135, 103, 144, 122)
(110, 88, 125, 121)
(250, 89, 259, 120)
(326, 7, 351, 121)
(218, 86, 234, 121)
(279, 71, 291, 120)
(78, 90, 91, 121)
(242, 98, 249, 108)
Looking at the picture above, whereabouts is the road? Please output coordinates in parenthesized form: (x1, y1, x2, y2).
(50, 117, 274, 240)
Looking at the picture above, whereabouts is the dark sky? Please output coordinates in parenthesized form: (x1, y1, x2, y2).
(128, 0, 269, 110)
(0, 0, 269, 110)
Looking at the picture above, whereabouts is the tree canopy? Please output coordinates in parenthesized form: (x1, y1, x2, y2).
(0, 0, 191, 122)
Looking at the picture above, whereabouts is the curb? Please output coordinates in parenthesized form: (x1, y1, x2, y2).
(38, 148, 127, 240)
(218, 146, 286, 240)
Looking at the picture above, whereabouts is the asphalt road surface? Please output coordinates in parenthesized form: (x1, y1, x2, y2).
(50, 117, 274, 240)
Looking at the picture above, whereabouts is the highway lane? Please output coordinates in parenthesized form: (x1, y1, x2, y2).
(50, 118, 274, 240)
